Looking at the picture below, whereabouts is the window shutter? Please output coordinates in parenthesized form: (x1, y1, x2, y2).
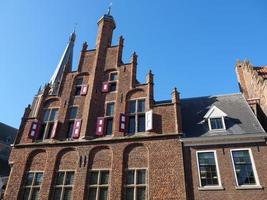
(145, 110, 153, 131)
(101, 82, 109, 93)
(50, 120, 58, 139)
(28, 121, 39, 139)
(119, 113, 126, 132)
(72, 119, 82, 139)
(96, 117, 105, 136)
(80, 85, 88, 96)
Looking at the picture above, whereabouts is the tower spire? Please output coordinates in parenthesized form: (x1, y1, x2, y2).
(107, 3, 112, 15)
(49, 31, 76, 95)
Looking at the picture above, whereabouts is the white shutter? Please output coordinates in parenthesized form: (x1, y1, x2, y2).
(145, 110, 153, 131)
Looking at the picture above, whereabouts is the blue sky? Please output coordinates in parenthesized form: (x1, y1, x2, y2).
(0, 0, 267, 128)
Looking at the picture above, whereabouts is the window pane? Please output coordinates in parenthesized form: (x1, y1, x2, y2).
(25, 173, 34, 186)
(138, 115, 145, 132)
(106, 103, 115, 116)
(75, 86, 82, 96)
(56, 172, 65, 185)
(65, 172, 74, 185)
(88, 188, 97, 200)
(31, 188, 40, 200)
(125, 188, 134, 200)
(46, 122, 54, 139)
(136, 187, 146, 200)
(198, 152, 218, 186)
(109, 82, 117, 92)
(75, 78, 83, 86)
(89, 171, 99, 185)
(49, 109, 58, 121)
(137, 99, 145, 112)
(110, 73, 118, 81)
(137, 170, 146, 184)
(34, 173, 43, 186)
(210, 118, 223, 129)
(106, 118, 113, 135)
(54, 187, 62, 200)
(128, 101, 136, 113)
(126, 170, 134, 184)
(43, 110, 50, 122)
(67, 122, 74, 138)
(22, 188, 30, 200)
(69, 107, 78, 119)
(100, 171, 109, 185)
(63, 188, 72, 200)
(232, 150, 256, 185)
(128, 116, 135, 134)
(99, 187, 108, 200)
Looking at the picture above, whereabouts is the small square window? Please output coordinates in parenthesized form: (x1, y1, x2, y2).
(69, 107, 78, 119)
(110, 72, 118, 81)
(210, 118, 224, 130)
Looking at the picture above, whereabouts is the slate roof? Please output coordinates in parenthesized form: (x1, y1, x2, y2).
(180, 93, 265, 138)
(0, 122, 17, 145)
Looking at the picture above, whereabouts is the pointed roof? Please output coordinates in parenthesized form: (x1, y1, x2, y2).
(204, 105, 227, 119)
(49, 31, 76, 87)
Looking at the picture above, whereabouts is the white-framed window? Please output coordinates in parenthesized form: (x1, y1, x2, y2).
(127, 99, 146, 134)
(208, 117, 226, 130)
(87, 170, 110, 200)
(53, 170, 75, 200)
(196, 150, 222, 188)
(38, 108, 59, 140)
(109, 72, 118, 92)
(230, 149, 260, 188)
(105, 102, 115, 136)
(204, 106, 227, 131)
(21, 171, 43, 200)
(125, 168, 147, 200)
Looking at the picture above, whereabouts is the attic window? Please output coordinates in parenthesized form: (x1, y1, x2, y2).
(204, 106, 227, 131)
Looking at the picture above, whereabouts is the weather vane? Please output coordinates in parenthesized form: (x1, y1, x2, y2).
(107, 2, 112, 15)
(73, 23, 78, 32)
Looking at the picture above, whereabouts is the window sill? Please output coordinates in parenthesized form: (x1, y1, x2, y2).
(235, 185, 263, 190)
(198, 186, 224, 191)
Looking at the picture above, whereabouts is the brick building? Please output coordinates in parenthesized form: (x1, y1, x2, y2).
(5, 12, 267, 200)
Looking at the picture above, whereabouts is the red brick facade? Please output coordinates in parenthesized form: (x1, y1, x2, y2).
(5, 14, 267, 200)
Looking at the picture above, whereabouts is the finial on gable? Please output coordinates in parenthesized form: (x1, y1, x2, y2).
(107, 3, 112, 16)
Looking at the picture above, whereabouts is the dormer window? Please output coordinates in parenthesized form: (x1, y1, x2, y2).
(204, 106, 227, 131)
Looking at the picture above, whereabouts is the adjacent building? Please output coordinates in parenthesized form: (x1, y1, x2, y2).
(4, 12, 267, 200)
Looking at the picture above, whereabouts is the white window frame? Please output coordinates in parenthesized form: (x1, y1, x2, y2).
(208, 117, 226, 131)
(108, 71, 118, 93)
(87, 169, 110, 200)
(124, 168, 148, 200)
(53, 170, 75, 200)
(40, 107, 59, 140)
(230, 148, 261, 189)
(196, 150, 223, 190)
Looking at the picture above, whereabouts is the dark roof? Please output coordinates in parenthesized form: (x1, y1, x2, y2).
(180, 93, 265, 138)
(0, 122, 17, 145)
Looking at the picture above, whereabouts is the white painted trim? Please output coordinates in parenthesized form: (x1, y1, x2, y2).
(208, 117, 226, 131)
(204, 106, 227, 119)
(196, 150, 222, 188)
(230, 148, 261, 188)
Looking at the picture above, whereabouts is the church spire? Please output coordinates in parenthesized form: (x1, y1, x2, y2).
(49, 31, 76, 95)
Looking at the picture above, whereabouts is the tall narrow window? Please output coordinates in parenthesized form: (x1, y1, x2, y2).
(127, 99, 145, 134)
(66, 107, 78, 139)
(197, 151, 221, 187)
(231, 149, 259, 187)
(54, 171, 75, 200)
(74, 78, 83, 96)
(38, 108, 59, 140)
(125, 169, 147, 200)
(22, 172, 43, 200)
(88, 170, 110, 200)
(105, 102, 114, 135)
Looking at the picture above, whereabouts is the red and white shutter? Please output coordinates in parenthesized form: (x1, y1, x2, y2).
(96, 117, 105, 136)
(80, 85, 88, 96)
(145, 110, 153, 131)
(102, 82, 109, 93)
(119, 113, 126, 132)
(28, 121, 39, 139)
(50, 120, 58, 139)
(72, 119, 82, 139)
